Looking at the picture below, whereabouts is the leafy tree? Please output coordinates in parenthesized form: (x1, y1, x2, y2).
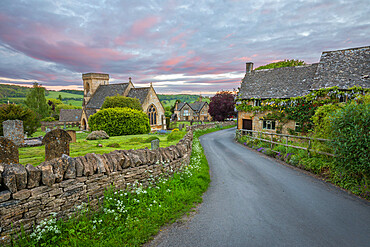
(101, 94, 142, 111)
(89, 108, 150, 136)
(209, 91, 236, 121)
(0, 103, 40, 136)
(255, 59, 306, 70)
(24, 82, 50, 119)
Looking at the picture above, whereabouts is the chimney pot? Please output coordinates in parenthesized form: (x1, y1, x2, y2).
(246, 62, 253, 73)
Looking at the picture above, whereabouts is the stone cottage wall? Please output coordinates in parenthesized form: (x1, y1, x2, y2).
(0, 122, 233, 244)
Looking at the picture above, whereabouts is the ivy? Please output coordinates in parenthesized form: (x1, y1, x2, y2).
(236, 86, 369, 133)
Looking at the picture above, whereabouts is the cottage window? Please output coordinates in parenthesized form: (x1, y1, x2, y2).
(183, 110, 190, 116)
(263, 120, 275, 130)
(295, 122, 301, 132)
(339, 95, 346, 103)
(147, 104, 157, 125)
(254, 100, 262, 106)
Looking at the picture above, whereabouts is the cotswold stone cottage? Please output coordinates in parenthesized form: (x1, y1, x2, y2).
(81, 73, 165, 130)
(174, 97, 212, 121)
(237, 46, 370, 134)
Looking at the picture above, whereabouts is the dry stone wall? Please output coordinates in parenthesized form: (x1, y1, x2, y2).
(0, 122, 234, 244)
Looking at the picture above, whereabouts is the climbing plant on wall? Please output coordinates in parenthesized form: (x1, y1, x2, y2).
(236, 86, 369, 133)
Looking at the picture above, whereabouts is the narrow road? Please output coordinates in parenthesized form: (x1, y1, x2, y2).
(149, 128, 370, 247)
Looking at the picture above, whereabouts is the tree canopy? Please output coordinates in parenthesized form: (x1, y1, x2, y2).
(101, 94, 142, 111)
(24, 82, 50, 119)
(209, 91, 236, 121)
(0, 103, 40, 136)
(255, 59, 306, 70)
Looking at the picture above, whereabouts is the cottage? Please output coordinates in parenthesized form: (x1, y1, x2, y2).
(174, 97, 212, 121)
(81, 73, 165, 131)
(237, 46, 370, 134)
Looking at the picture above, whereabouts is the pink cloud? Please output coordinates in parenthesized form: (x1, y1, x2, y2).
(131, 16, 161, 36)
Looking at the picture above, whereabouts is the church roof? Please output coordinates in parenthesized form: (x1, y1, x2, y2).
(126, 88, 150, 104)
(59, 109, 82, 122)
(238, 64, 318, 99)
(86, 83, 130, 109)
(311, 46, 370, 90)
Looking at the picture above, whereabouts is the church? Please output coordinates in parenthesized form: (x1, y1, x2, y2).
(80, 73, 166, 131)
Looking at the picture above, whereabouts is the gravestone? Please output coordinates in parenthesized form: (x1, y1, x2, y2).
(0, 137, 19, 164)
(66, 130, 77, 143)
(2, 120, 24, 146)
(151, 139, 160, 150)
(161, 115, 165, 130)
(42, 129, 72, 161)
(179, 124, 183, 131)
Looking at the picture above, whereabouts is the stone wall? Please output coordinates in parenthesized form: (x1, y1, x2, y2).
(186, 121, 235, 131)
(0, 122, 233, 244)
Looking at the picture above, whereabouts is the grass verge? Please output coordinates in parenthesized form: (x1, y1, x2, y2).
(13, 125, 234, 246)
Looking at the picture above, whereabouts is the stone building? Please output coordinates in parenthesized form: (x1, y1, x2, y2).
(81, 73, 165, 131)
(237, 46, 370, 134)
(59, 109, 82, 127)
(174, 97, 212, 121)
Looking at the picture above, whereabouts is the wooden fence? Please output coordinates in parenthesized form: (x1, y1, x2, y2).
(236, 129, 335, 157)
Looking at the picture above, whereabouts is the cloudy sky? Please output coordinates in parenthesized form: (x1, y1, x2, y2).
(0, 0, 369, 94)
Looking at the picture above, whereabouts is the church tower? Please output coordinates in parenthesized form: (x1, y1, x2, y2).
(82, 73, 109, 106)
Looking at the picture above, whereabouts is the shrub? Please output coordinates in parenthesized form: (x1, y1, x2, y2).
(312, 104, 342, 138)
(167, 131, 184, 141)
(101, 94, 142, 111)
(89, 108, 150, 136)
(329, 101, 369, 180)
(0, 103, 40, 136)
(41, 117, 56, 122)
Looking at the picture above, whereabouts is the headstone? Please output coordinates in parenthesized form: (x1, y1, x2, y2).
(151, 139, 160, 150)
(179, 124, 183, 131)
(66, 130, 77, 143)
(0, 137, 19, 164)
(42, 129, 72, 161)
(161, 115, 165, 130)
(2, 120, 24, 146)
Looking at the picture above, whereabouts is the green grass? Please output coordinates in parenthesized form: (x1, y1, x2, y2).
(20, 130, 186, 166)
(13, 125, 234, 246)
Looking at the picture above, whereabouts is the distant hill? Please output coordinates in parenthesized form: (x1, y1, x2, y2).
(158, 94, 210, 108)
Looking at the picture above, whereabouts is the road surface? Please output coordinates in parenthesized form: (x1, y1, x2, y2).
(148, 128, 370, 247)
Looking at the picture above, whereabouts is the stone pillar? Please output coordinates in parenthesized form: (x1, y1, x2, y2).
(0, 137, 19, 164)
(2, 120, 24, 146)
(161, 115, 165, 130)
(42, 129, 72, 161)
(66, 130, 77, 143)
(151, 139, 160, 150)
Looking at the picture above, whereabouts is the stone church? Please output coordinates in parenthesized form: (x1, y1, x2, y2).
(80, 73, 166, 131)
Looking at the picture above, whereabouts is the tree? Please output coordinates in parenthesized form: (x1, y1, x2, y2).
(0, 103, 40, 136)
(101, 94, 142, 111)
(24, 82, 50, 119)
(255, 59, 306, 70)
(209, 91, 236, 121)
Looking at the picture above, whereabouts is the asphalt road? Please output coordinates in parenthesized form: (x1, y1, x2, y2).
(148, 128, 370, 247)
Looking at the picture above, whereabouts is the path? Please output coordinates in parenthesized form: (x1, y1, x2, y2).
(148, 128, 370, 247)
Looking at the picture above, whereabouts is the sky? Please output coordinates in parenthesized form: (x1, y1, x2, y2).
(0, 0, 369, 95)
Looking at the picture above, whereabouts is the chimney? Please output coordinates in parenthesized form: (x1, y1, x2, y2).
(199, 95, 203, 102)
(246, 62, 253, 73)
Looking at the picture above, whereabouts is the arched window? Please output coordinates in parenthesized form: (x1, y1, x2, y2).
(147, 104, 157, 125)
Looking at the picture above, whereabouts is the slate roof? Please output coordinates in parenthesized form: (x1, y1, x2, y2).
(86, 83, 130, 109)
(189, 102, 208, 112)
(59, 109, 82, 122)
(311, 46, 370, 90)
(177, 102, 187, 111)
(85, 109, 97, 120)
(238, 64, 318, 99)
(126, 88, 150, 104)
